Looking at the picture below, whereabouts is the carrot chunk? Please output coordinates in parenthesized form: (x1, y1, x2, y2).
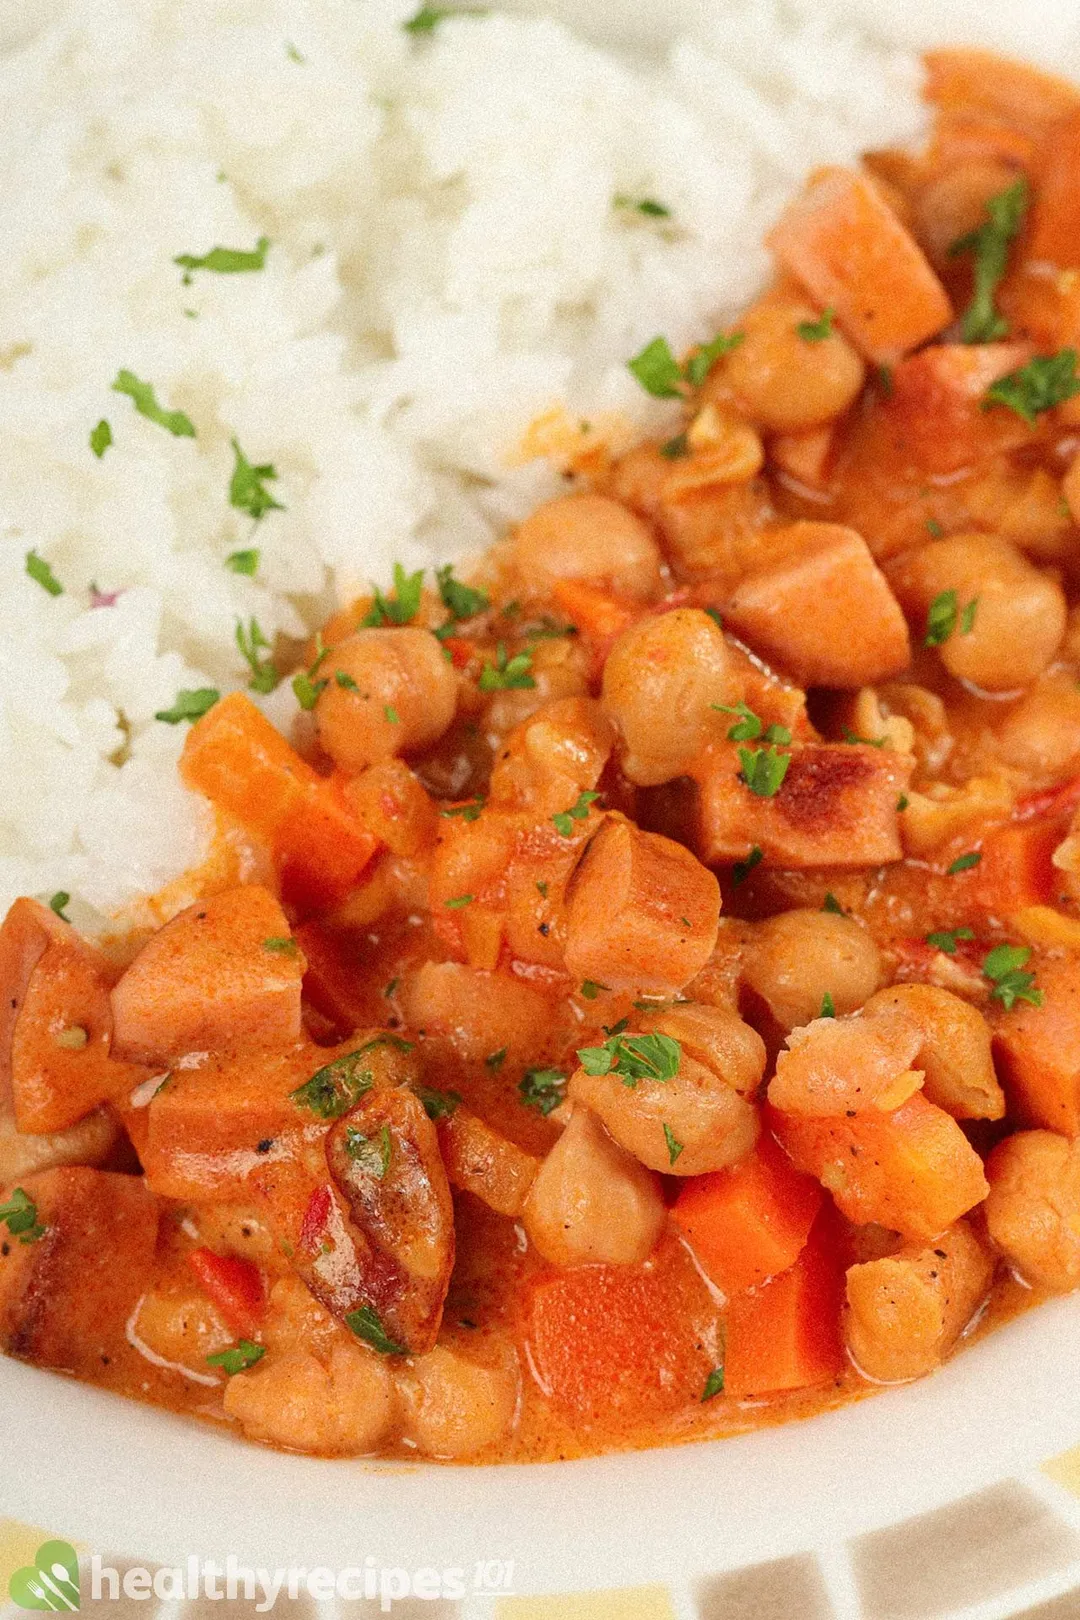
(180, 692, 377, 908)
(975, 819, 1061, 915)
(111, 886, 305, 1067)
(923, 49, 1080, 144)
(769, 1095, 989, 1243)
(723, 522, 910, 689)
(551, 578, 641, 646)
(188, 1247, 265, 1336)
(767, 167, 952, 364)
(672, 1132, 822, 1296)
(723, 1217, 844, 1398)
(993, 955, 1080, 1136)
(691, 742, 911, 869)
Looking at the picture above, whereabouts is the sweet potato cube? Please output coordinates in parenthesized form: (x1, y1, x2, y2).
(993, 955, 1080, 1136)
(0, 1168, 158, 1375)
(767, 167, 952, 363)
(724, 522, 910, 688)
(881, 343, 1038, 476)
(923, 49, 1080, 144)
(564, 816, 721, 992)
(111, 886, 304, 1066)
(692, 742, 912, 868)
(1028, 109, 1080, 268)
(769, 1095, 989, 1243)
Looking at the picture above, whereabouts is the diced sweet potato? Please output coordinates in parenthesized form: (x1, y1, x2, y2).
(111, 886, 305, 1066)
(691, 742, 912, 868)
(0, 1168, 158, 1375)
(564, 816, 721, 993)
(437, 1108, 540, 1218)
(923, 49, 1080, 145)
(880, 343, 1037, 476)
(767, 167, 952, 364)
(845, 1219, 993, 1383)
(769, 1094, 989, 1242)
(1028, 110, 1080, 268)
(1, 899, 147, 1134)
(993, 955, 1080, 1136)
(723, 522, 910, 689)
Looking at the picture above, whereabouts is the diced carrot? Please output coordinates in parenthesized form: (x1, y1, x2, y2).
(767, 167, 952, 364)
(180, 693, 378, 909)
(923, 49, 1080, 145)
(111, 886, 305, 1067)
(723, 1217, 844, 1399)
(974, 820, 1061, 914)
(672, 1132, 822, 1296)
(881, 343, 1038, 476)
(723, 522, 910, 689)
(523, 1237, 716, 1420)
(563, 815, 721, 993)
(1028, 109, 1080, 267)
(441, 636, 475, 671)
(768, 1095, 989, 1242)
(188, 1247, 265, 1336)
(992, 955, 1080, 1136)
(2, 898, 148, 1135)
(292, 920, 369, 1035)
(551, 578, 641, 646)
(691, 742, 912, 869)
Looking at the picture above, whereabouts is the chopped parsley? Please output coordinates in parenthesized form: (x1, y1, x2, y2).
(361, 562, 424, 627)
(924, 590, 958, 647)
(577, 1032, 681, 1088)
(235, 616, 280, 694)
(444, 894, 473, 909)
(737, 743, 791, 798)
(552, 790, 601, 837)
(983, 349, 1080, 424)
(983, 943, 1043, 1010)
(440, 798, 486, 822)
(701, 1367, 725, 1402)
(713, 703, 789, 746)
(229, 439, 284, 522)
(660, 432, 689, 459)
(519, 1068, 567, 1116)
(842, 729, 886, 749)
(627, 330, 743, 397)
(90, 419, 112, 458)
(478, 643, 535, 691)
(334, 671, 358, 691)
(960, 597, 979, 635)
(25, 551, 63, 597)
(344, 1122, 393, 1179)
(262, 936, 298, 957)
(926, 926, 975, 955)
(0, 1188, 46, 1245)
(947, 851, 982, 875)
(820, 991, 836, 1019)
(663, 1122, 684, 1166)
(112, 370, 195, 438)
(291, 1050, 376, 1119)
(926, 518, 944, 538)
(536, 880, 549, 898)
(292, 636, 329, 710)
(796, 306, 836, 343)
(49, 891, 71, 922)
(732, 846, 763, 887)
(613, 194, 672, 219)
(685, 331, 745, 388)
(414, 1085, 462, 1122)
(822, 893, 843, 914)
(949, 178, 1029, 344)
(174, 237, 270, 275)
(155, 687, 220, 724)
(206, 1340, 265, 1375)
(579, 980, 610, 1001)
(878, 364, 894, 397)
(344, 1305, 405, 1356)
(485, 1047, 508, 1070)
(225, 548, 259, 575)
(436, 563, 489, 621)
(384, 704, 399, 724)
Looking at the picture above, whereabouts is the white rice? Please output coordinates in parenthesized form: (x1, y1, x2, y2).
(0, 0, 950, 919)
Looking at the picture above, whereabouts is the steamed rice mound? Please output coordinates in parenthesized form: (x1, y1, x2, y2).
(0, 0, 926, 920)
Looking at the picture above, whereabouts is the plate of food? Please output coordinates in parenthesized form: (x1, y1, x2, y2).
(5, 1, 1080, 1615)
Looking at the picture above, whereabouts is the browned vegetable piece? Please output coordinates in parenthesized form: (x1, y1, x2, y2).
(436, 1108, 540, 1218)
(845, 1219, 993, 1382)
(325, 1087, 455, 1355)
(0, 1168, 158, 1375)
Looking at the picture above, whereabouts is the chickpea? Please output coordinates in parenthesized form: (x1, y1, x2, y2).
(568, 1048, 759, 1176)
(488, 696, 613, 815)
(709, 295, 865, 433)
(993, 670, 1080, 776)
(639, 1002, 765, 1094)
(401, 961, 552, 1066)
(483, 635, 591, 733)
(224, 1341, 397, 1456)
(522, 1105, 667, 1265)
(863, 984, 1005, 1121)
(741, 910, 883, 1032)
(985, 1130, 1080, 1292)
(511, 493, 662, 601)
(315, 627, 458, 774)
(190, 1204, 283, 1270)
(887, 534, 1066, 692)
(398, 1334, 520, 1459)
(601, 609, 742, 786)
(130, 1284, 233, 1375)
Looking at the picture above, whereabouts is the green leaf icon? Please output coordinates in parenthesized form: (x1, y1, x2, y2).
(9, 1542, 80, 1611)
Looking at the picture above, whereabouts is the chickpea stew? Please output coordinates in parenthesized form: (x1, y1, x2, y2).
(7, 47, 1080, 1463)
